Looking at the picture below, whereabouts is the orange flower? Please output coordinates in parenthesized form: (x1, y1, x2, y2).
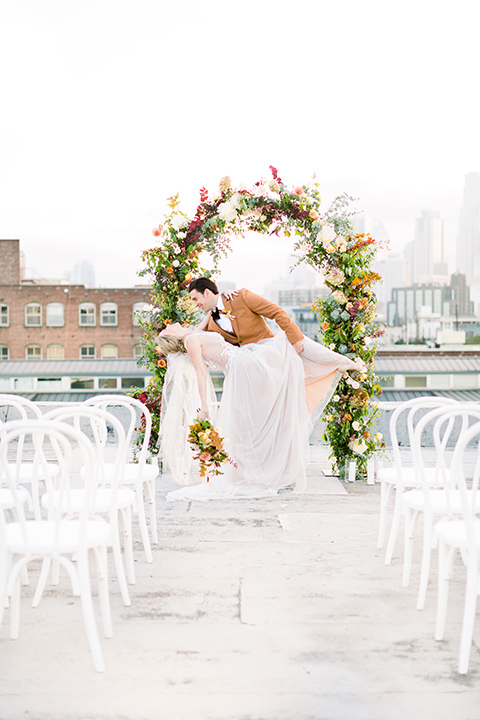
(363, 432, 370, 438)
(294, 186, 304, 195)
(344, 413, 352, 422)
(185, 273, 193, 283)
(164, 318, 172, 325)
(157, 358, 166, 368)
(166, 266, 174, 274)
(321, 321, 329, 330)
(309, 209, 318, 220)
(152, 228, 161, 237)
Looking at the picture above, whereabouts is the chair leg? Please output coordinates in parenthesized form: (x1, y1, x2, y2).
(136, 487, 153, 563)
(416, 516, 434, 610)
(385, 487, 403, 565)
(94, 546, 113, 638)
(110, 519, 131, 607)
(377, 482, 393, 549)
(76, 551, 105, 673)
(435, 540, 454, 641)
(402, 506, 418, 588)
(120, 506, 136, 585)
(147, 479, 158, 545)
(9, 572, 21, 640)
(458, 563, 478, 674)
(32, 558, 51, 608)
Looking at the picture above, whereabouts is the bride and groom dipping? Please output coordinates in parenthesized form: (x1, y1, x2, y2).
(157, 277, 363, 501)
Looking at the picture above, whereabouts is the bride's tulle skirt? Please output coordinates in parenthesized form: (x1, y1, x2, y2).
(164, 333, 360, 502)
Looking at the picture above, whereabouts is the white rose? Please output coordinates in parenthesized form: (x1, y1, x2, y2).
(349, 438, 368, 455)
(218, 202, 238, 222)
(177, 232, 186, 239)
(317, 224, 336, 247)
(346, 377, 360, 389)
(230, 193, 242, 209)
(364, 337, 373, 345)
(375, 432, 383, 442)
(352, 421, 360, 431)
(333, 395, 340, 402)
(171, 214, 189, 230)
(172, 260, 180, 267)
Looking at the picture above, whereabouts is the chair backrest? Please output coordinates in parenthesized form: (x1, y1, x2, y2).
(0, 395, 43, 469)
(412, 403, 480, 513)
(82, 395, 152, 464)
(388, 396, 457, 473)
(449, 418, 480, 551)
(0, 419, 97, 552)
(0, 395, 43, 423)
(43, 406, 127, 487)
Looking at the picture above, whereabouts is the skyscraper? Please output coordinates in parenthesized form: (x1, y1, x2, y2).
(411, 210, 449, 284)
(457, 172, 480, 286)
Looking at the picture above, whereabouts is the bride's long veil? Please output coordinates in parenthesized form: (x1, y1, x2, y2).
(159, 352, 217, 486)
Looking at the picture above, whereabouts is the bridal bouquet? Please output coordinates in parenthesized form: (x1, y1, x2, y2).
(188, 418, 234, 481)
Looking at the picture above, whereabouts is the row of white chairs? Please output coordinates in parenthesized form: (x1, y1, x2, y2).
(377, 397, 480, 674)
(0, 393, 160, 672)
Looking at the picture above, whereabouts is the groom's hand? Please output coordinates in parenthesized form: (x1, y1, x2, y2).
(292, 340, 304, 354)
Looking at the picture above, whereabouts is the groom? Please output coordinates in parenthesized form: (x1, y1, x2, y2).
(188, 277, 305, 353)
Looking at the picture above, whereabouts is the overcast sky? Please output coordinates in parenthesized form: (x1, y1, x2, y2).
(2, 0, 480, 293)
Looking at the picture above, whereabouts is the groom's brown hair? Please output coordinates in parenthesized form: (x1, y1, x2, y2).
(188, 277, 219, 295)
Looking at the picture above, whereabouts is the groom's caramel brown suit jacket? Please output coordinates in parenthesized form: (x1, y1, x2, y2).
(205, 288, 304, 346)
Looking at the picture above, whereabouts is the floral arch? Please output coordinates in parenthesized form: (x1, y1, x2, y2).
(135, 166, 385, 479)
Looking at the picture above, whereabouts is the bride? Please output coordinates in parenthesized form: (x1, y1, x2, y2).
(156, 323, 363, 501)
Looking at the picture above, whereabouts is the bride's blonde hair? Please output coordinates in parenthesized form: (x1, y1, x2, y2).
(156, 335, 186, 355)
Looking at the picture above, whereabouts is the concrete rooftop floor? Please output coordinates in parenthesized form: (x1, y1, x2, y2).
(1, 446, 479, 720)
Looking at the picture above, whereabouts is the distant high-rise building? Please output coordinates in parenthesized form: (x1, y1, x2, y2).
(73, 261, 95, 288)
(411, 210, 449, 284)
(457, 172, 480, 286)
(372, 252, 405, 316)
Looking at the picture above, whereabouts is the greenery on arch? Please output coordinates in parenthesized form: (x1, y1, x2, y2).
(134, 166, 386, 477)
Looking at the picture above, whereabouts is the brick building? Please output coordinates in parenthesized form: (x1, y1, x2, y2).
(0, 239, 151, 362)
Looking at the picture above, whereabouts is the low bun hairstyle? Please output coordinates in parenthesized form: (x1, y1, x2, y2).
(155, 335, 186, 355)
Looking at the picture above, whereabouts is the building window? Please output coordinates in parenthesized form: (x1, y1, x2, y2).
(46, 302, 64, 327)
(101, 344, 118, 359)
(79, 302, 96, 326)
(0, 304, 9, 327)
(38, 378, 62, 390)
(405, 376, 427, 388)
(121, 377, 145, 389)
(80, 345, 96, 359)
(99, 378, 118, 389)
(378, 375, 394, 388)
(26, 344, 42, 360)
(47, 344, 65, 360)
(25, 303, 42, 327)
(133, 302, 151, 326)
(100, 302, 118, 326)
(71, 378, 94, 389)
(133, 343, 143, 359)
(0, 345, 9, 361)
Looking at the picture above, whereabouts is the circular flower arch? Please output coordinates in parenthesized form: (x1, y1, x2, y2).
(135, 167, 386, 478)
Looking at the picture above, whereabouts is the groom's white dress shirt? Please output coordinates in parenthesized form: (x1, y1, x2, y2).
(214, 296, 234, 333)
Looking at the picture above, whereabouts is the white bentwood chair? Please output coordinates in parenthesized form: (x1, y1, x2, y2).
(377, 396, 457, 565)
(0, 419, 112, 672)
(0, 394, 57, 518)
(401, 404, 480, 610)
(82, 395, 159, 563)
(434, 418, 480, 674)
(40, 406, 136, 607)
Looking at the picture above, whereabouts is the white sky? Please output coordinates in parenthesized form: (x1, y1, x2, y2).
(2, 0, 480, 293)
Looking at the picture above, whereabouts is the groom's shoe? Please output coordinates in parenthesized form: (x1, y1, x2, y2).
(277, 483, 295, 494)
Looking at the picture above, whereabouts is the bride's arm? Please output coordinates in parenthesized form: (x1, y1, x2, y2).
(185, 335, 211, 419)
(194, 313, 210, 331)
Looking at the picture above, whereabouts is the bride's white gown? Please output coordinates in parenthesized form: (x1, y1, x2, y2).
(160, 331, 361, 501)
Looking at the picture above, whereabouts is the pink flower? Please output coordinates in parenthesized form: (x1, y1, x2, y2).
(152, 228, 161, 237)
(294, 186, 304, 195)
(199, 453, 210, 461)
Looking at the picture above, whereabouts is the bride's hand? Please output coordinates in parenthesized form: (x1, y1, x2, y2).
(222, 289, 240, 301)
(198, 408, 210, 421)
